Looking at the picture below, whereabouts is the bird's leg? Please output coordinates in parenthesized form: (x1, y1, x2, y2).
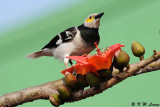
(64, 54, 69, 69)
(69, 59, 76, 75)
(64, 62, 68, 69)
(64, 55, 71, 75)
(64, 62, 72, 75)
(69, 59, 74, 66)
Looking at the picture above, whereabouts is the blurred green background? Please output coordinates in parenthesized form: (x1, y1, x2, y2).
(0, 0, 160, 106)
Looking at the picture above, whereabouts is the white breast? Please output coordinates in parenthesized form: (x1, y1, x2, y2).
(52, 29, 94, 61)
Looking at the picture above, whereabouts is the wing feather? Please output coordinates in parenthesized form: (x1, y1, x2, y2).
(42, 27, 77, 49)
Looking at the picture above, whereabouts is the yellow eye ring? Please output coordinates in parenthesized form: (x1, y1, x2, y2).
(86, 16, 94, 22)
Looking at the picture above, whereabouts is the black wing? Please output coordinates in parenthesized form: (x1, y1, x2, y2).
(42, 27, 77, 49)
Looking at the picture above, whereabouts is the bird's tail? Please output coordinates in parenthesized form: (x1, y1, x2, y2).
(26, 50, 43, 59)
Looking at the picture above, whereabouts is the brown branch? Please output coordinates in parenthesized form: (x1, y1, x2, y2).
(0, 51, 160, 107)
(137, 59, 160, 74)
(0, 79, 64, 106)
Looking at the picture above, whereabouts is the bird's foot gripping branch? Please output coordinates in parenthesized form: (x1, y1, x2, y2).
(1, 41, 160, 107)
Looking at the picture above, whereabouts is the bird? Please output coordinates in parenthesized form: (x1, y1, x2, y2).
(26, 12, 104, 68)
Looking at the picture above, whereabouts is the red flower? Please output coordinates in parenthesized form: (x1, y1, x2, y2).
(61, 43, 124, 75)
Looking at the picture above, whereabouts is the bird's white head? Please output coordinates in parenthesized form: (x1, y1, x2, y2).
(84, 12, 104, 29)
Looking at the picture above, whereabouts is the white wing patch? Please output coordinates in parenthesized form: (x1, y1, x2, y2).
(65, 31, 74, 40)
(56, 31, 74, 45)
(56, 34, 62, 45)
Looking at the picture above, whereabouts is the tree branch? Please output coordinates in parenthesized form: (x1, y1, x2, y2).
(0, 79, 64, 106)
(0, 51, 160, 107)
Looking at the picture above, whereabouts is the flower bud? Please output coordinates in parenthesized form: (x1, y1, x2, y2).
(131, 41, 145, 57)
(65, 74, 78, 89)
(49, 94, 62, 106)
(113, 50, 130, 70)
(86, 72, 100, 87)
(76, 74, 89, 87)
(57, 85, 72, 100)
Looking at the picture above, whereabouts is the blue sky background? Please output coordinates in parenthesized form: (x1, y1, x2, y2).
(0, 0, 84, 34)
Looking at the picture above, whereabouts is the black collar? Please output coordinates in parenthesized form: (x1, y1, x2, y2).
(78, 24, 99, 31)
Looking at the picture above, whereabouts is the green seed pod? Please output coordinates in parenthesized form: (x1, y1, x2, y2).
(113, 50, 130, 70)
(57, 85, 72, 100)
(49, 93, 62, 106)
(86, 72, 100, 87)
(98, 69, 112, 79)
(65, 74, 78, 89)
(76, 74, 89, 87)
(131, 41, 145, 57)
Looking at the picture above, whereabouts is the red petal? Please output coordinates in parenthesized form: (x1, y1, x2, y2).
(75, 63, 98, 75)
(61, 67, 75, 75)
(105, 43, 125, 66)
(107, 43, 124, 51)
(68, 56, 89, 64)
(105, 44, 124, 58)
(87, 55, 110, 70)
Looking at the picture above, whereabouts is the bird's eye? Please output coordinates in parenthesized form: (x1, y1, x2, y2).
(86, 16, 94, 22)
